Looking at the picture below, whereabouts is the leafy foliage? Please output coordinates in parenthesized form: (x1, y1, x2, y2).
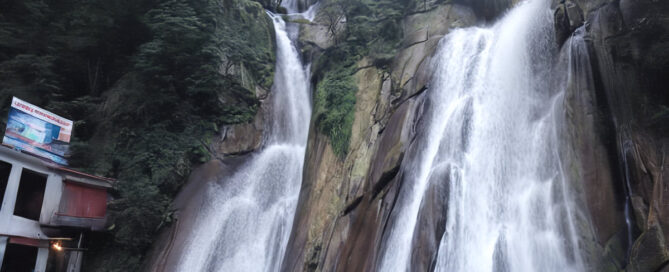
(320, 0, 411, 59)
(314, 64, 357, 157)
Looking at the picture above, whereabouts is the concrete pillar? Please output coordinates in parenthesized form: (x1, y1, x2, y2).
(67, 251, 82, 272)
(0, 164, 22, 216)
(0, 236, 7, 268)
(40, 174, 63, 224)
(35, 247, 48, 272)
(0, 164, 23, 234)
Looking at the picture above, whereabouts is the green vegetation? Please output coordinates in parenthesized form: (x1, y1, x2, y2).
(312, 0, 434, 157)
(319, 0, 407, 61)
(314, 64, 357, 157)
(0, 0, 275, 270)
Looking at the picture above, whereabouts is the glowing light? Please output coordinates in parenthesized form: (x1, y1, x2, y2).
(52, 242, 63, 251)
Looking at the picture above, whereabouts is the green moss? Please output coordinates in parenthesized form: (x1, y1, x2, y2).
(289, 18, 313, 24)
(314, 64, 357, 158)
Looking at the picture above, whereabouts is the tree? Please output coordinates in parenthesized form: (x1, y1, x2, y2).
(320, 1, 347, 45)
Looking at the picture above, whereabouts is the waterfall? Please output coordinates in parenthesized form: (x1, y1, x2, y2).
(281, 0, 299, 13)
(172, 10, 311, 272)
(378, 0, 586, 271)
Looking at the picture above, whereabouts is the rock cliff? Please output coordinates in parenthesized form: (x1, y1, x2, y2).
(142, 0, 668, 271)
(284, 0, 669, 271)
(281, 2, 478, 271)
(552, 0, 669, 270)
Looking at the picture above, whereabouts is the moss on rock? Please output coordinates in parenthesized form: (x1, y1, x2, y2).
(313, 63, 357, 158)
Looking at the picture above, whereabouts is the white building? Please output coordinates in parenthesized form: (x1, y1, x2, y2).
(0, 144, 113, 272)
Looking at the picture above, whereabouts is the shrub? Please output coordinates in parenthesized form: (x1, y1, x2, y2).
(314, 65, 357, 157)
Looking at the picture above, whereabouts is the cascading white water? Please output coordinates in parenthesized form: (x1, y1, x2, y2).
(173, 10, 311, 272)
(281, 0, 299, 13)
(378, 0, 586, 271)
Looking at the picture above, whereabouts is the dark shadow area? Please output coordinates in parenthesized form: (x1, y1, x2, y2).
(13, 169, 47, 220)
(1, 243, 38, 272)
(46, 246, 75, 272)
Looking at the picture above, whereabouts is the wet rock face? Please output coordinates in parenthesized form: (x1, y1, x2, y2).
(280, 3, 477, 272)
(143, 157, 253, 271)
(558, 25, 626, 270)
(410, 166, 450, 271)
(585, 0, 669, 126)
(332, 99, 418, 272)
(554, 0, 584, 44)
(628, 225, 669, 272)
(212, 107, 264, 156)
(284, 0, 669, 271)
(454, 0, 515, 21)
(552, 0, 669, 270)
(393, 4, 476, 99)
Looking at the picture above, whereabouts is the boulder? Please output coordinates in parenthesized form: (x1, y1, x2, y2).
(211, 107, 264, 156)
(628, 225, 669, 272)
(554, 0, 584, 45)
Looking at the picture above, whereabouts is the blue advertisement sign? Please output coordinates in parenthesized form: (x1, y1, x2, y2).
(3, 97, 73, 165)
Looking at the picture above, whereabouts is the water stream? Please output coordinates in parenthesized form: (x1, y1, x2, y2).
(173, 8, 311, 272)
(378, 0, 586, 271)
(169, 0, 599, 270)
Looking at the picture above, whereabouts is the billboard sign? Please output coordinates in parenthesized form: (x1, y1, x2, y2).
(3, 97, 72, 165)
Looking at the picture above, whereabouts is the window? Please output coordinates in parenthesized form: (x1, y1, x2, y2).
(1, 241, 38, 272)
(13, 169, 47, 220)
(58, 181, 106, 218)
(0, 161, 11, 210)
